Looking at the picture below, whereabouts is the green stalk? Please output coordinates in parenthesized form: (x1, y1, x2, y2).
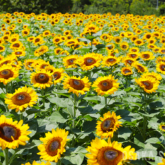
(42, 89, 45, 107)
(73, 94, 77, 128)
(57, 160, 61, 165)
(105, 97, 107, 108)
(3, 149, 9, 165)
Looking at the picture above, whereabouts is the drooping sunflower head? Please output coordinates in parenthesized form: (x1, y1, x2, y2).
(63, 76, 91, 96)
(92, 75, 119, 96)
(0, 115, 31, 150)
(31, 70, 53, 89)
(133, 61, 148, 73)
(0, 65, 19, 85)
(135, 77, 160, 93)
(122, 57, 135, 66)
(24, 59, 36, 71)
(96, 111, 122, 139)
(86, 137, 137, 165)
(5, 86, 38, 112)
(158, 123, 165, 133)
(38, 128, 69, 162)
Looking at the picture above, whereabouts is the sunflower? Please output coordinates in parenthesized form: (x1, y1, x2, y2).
(24, 59, 36, 71)
(140, 51, 155, 61)
(5, 86, 38, 112)
(31, 70, 53, 89)
(157, 154, 165, 165)
(33, 36, 44, 46)
(158, 123, 165, 133)
(35, 61, 50, 70)
(86, 137, 137, 165)
(21, 161, 51, 165)
(12, 49, 26, 57)
(92, 75, 119, 96)
(38, 128, 69, 162)
(133, 62, 148, 73)
(76, 53, 102, 71)
(10, 41, 24, 50)
(54, 47, 63, 55)
(34, 46, 49, 57)
(134, 39, 144, 46)
(135, 77, 159, 93)
(0, 65, 19, 85)
(53, 37, 62, 45)
(122, 57, 135, 66)
(52, 68, 66, 84)
(126, 52, 139, 60)
(0, 115, 31, 150)
(63, 55, 78, 68)
(106, 43, 115, 51)
(141, 72, 162, 81)
(121, 66, 133, 76)
(63, 76, 91, 96)
(102, 56, 120, 67)
(156, 62, 165, 74)
(0, 45, 5, 52)
(96, 111, 122, 139)
(120, 42, 129, 51)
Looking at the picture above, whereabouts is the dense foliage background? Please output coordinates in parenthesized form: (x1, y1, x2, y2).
(0, 0, 165, 15)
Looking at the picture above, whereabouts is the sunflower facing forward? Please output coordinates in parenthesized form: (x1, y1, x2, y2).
(5, 86, 38, 112)
(38, 128, 69, 162)
(92, 75, 119, 96)
(63, 76, 91, 96)
(0, 65, 19, 85)
(86, 137, 137, 165)
(0, 115, 31, 150)
(96, 111, 122, 139)
(31, 70, 53, 89)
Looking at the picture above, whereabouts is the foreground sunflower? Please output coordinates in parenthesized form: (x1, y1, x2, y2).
(31, 70, 53, 89)
(135, 77, 159, 94)
(52, 68, 66, 84)
(0, 65, 19, 85)
(86, 137, 137, 165)
(5, 86, 38, 112)
(158, 154, 165, 165)
(92, 75, 119, 96)
(96, 111, 122, 139)
(0, 115, 31, 150)
(21, 161, 51, 165)
(63, 76, 91, 96)
(38, 128, 69, 162)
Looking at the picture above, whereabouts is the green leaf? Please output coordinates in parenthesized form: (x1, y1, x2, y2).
(50, 111, 67, 123)
(118, 127, 132, 140)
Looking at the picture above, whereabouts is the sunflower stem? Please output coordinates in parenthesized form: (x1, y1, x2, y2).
(105, 97, 107, 108)
(42, 89, 45, 107)
(73, 94, 77, 128)
(3, 148, 9, 165)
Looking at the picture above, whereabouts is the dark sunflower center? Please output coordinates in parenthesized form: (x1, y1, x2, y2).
(108, 58, 115, 62)
(127, 60, 133, 65)
(0, 47, 3, 50)
(35, 73, 49, 84)
(131, 54, 136, 57)
(143, 54, 149, 58)
(160, 65, 165, 71)
(124, 69, 131, 74)
(122, 45, 127, 49)
(162, 126, 165, 130)
(142, 81, 153, 90)
(69, 59, 74, 64)
(15, 52, 22, 55)
(0, 69, 14, 79)
(13, 43, 19, 47)
(69, 79, 85, 90)
(35, 39, 40, 42)
(101, 118, 115, 132)
(53, 72, 61, 80)
(49, 140, 60, 151)
(85, 58, 96, 66)
(12, 92, 31, 105)
(99, 80, 112, 91)
(137, 65, 145, 72)
(0, 124, 20, 142)
(104, 150, 118, 161)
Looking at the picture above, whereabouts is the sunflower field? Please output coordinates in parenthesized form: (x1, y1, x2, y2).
(0, 12, 165, 165)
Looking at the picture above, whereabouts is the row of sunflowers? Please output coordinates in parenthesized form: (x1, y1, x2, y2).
(0, 11, 165, 165)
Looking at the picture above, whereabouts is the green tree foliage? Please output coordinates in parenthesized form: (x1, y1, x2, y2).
(0, 0, 73, 14)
